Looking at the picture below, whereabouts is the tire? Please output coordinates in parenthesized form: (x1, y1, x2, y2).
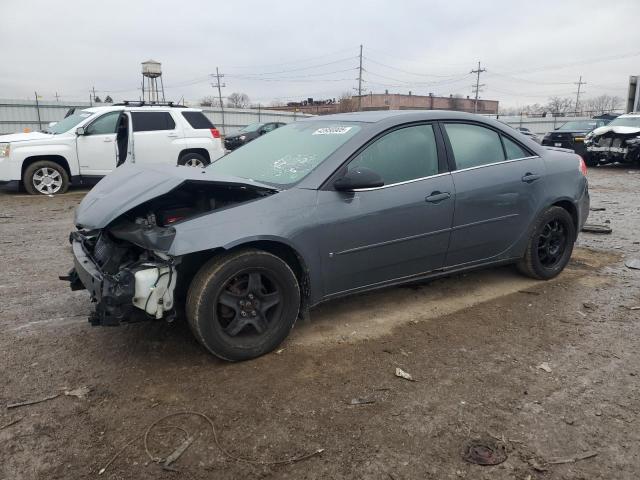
(23, 160, 69, 195)
(178, 152, 209, 168)
(186, 249, 300, 361)
(517, 206, 576, 280)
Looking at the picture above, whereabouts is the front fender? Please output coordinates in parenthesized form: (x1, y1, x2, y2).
(13, 142, 79, 176)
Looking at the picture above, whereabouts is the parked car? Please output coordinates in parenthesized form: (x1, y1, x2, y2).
(63, 110, 589, 361)
(514, 127, 541, 144)
(541, 119, 608, 156)
(0, 102, 224, 195)
(224, 122, 286, 151)
(584, 113, 640, 166)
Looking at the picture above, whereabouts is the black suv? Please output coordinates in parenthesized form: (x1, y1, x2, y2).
(541, 119, 608, 155)
(224, 122, 286, 151)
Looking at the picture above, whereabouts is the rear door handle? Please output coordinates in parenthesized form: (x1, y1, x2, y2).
(167, 133, 179, 138)
(425, 191, 451, 203)
(522, 173, 541, 183)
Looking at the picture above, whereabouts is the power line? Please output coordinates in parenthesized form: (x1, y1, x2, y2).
(226, 47, 356, 69)
(471, 61, 486, 113)
(363, 56, 467, 78)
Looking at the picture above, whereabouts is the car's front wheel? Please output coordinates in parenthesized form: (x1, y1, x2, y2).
(23, 160, 69, 195)
(186, 249, 301, 361)
(517, 206, 576, 280)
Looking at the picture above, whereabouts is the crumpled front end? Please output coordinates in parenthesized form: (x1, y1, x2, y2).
(585, 128, 640, 165)
(63, 229, 178, 326)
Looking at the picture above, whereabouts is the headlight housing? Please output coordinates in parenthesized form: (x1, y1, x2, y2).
(0, 143, 10, 158)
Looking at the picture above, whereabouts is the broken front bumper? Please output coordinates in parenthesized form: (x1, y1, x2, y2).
(63, 232, 177, 326)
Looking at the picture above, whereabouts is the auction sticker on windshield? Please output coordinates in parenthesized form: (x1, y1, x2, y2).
(312, 126, 353, 135)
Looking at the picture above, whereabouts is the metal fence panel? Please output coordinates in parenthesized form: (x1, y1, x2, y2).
(0, 99, 312, 135)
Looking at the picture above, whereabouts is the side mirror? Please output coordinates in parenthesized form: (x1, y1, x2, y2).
(76, 127, 86, 136)
(334, 167, 384, 191)
(48, 121, 58, 128)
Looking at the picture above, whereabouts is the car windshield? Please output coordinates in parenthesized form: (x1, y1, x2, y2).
(607, 116, 640, 128)
(239, 123, 264, 133)
(208, 121, 362, 186)
(47, 110, 93, 134)
(557, 121, 598, 131)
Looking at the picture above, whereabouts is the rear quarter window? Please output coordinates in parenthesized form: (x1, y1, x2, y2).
(444, 123, 505, 169)
(181, 111, 215, 129)
(131, 112, 176, 132)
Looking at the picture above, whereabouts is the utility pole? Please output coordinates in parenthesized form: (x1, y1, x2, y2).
(357, 44, 363, 111)
(92, 86, 97, 104)
(34, 91, 42, 130)
(54, 92, 60, 102)
(212, 67, 226, 136)
(574, 75, 586, 115)
(470, 61, 486, 113)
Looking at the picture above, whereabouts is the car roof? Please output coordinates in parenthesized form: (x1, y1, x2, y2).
(82, 105, 202, 114)
(618, 113, 640, 118)
(298, 109, 491, 124)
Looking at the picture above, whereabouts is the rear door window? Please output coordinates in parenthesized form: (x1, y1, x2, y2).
(502, 136, 529, 160)
(181, 111, 215, 129)
(444, 123, 505, 169)
(131, 112, 176, 132)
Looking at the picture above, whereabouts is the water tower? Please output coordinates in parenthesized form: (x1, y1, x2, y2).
(141, 59, 165, 103)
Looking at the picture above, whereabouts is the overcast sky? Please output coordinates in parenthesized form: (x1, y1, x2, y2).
(2, 0, 638, 109)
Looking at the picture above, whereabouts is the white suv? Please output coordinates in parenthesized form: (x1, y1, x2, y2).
(0, 103, 225, 195)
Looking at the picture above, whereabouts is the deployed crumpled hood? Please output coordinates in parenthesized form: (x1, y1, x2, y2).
(75, 163, 277, 229)
(0, 131, 52, 142)
(591, 125, 640, 136)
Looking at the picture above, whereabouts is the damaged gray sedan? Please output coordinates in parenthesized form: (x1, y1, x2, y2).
(64, 111, 589, 361)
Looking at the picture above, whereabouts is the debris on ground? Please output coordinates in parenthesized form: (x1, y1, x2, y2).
(0, 417, 23, 430)
(581, 224, 612, 234)
(7, 386, 91, 409)
(98, 410, 324, 476)
(590, 207, 606, 212)
(518, 290, 541, 296)
(537, 362, 552, 373)
(624, 258, 640, 270)
(7, 393, 61, 409)
(583, 302, 597, 310)
(624, 306, 640, 311)
(462, 438, 507, 465)
(528, 458, 548, 472)
(394, 367, 415, 381)
(548, 451, 598, 464)
(64, 386, 91, 399)
(348, 398, 376, 405)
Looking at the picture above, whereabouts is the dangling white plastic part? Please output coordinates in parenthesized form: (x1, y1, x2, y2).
(131, 264, 177, 317)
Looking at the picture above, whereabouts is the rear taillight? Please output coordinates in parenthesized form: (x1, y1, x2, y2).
(578, 155, 588, 176)
(210, 128, 220, 138)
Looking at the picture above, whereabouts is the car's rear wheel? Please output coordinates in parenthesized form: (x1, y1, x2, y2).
(517, 206, 576, 280)
(23, 160, 69, 195)
(186, 249, 300, 361)
(178, 152, 209, 168)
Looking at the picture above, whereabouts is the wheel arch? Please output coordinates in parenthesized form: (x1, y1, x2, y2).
(22, 155, 71, 181)
(178, 148, 211, 164)
(550, 198, 578, 234)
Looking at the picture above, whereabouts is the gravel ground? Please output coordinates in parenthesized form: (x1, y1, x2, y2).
(1, 165, 639, 480)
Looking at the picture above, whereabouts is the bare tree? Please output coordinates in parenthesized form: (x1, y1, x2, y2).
(199, 96, 221, 107)
(338, 92, 358, 113)
(546, 96, 573, 116)
(104, 95, 113, 103)
(226, 92, 250, 108)
(583, 95, 622, 115)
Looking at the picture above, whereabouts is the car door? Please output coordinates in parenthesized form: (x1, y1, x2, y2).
(130, 111, 183, 165)
(316, 123, 455, 297)
(75, 111, 121, 176)
(441, 122, 546, 267)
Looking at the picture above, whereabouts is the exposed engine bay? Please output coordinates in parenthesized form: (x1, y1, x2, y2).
(585, 126, 640, 165)
(63, 181, 276, 326)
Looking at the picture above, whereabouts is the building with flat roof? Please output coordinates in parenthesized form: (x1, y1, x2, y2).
(264, 92, 499, 115)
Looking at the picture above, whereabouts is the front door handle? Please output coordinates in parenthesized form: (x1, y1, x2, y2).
(425, 191, 451, 203)
(522, 172, 541, 183)
(167, 133, 179, 138)
(103, 138, 113, 142)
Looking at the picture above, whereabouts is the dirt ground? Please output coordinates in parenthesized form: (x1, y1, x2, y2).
(1, 166, 639, 480)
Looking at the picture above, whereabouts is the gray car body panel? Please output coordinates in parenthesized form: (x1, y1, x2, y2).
(74, 110, 588, 307)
